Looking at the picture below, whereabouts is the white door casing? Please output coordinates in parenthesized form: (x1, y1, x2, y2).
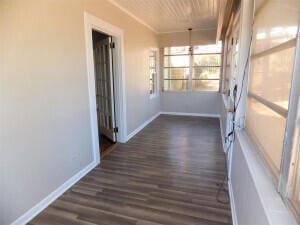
(84, 12, 127, 165)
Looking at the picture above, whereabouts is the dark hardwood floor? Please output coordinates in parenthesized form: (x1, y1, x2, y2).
(100, 134, 116, 158)
(28, 115, 232, 225)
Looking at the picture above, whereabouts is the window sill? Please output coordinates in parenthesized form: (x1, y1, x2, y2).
(235, 130, 298, 225)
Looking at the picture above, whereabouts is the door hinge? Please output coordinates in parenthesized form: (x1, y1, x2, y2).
(110, 42, 115, 49)
(113, 127, 118, 133)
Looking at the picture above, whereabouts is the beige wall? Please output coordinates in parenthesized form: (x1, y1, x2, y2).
(84, 0, 160, 134)
(158, 29, 217, 47)
(161, 92, 221, 115)
(0, 0, 159, 224)
(0, 1, 93, 224)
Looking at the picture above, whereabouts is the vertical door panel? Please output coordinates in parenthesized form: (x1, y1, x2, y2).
(94, 37, 117, 142)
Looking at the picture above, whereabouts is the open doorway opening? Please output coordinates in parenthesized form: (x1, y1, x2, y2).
(92, 30, 117, 158)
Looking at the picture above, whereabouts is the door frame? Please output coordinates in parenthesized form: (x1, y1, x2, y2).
(84, 12, 127, 164)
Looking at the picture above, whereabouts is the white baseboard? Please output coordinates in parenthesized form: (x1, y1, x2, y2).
(228, 180, 238, 225)
(125, 112, 160, 142)
(160, 111, 220, 118)
(125, 111, 220, 142)
(219, 118, 227, 153)
(11, 160, 98, 225)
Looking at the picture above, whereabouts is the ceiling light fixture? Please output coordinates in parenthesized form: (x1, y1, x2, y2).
(188, 28, 193, 55)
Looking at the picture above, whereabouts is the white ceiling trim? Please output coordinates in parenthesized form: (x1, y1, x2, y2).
(108, 0, 159, 33)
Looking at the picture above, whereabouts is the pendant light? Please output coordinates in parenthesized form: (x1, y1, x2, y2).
(188, 28, 193, 55)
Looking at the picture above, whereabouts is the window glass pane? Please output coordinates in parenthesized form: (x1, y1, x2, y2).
(193, 54, 221, 66)
(249, 46, 296, 110)
(193, 41, 222, 54)
(164, 68, 189, 79)
(150, 69, 156, 78)
(164, 55, 190, 67)
(246, 98, 286, 176)
(164, 80, 188, 91)
(149, 56, 155, 68)
(192, 80, 219, 91)
(245, 0, 299, 181)
(164, 46, 189, 55)
(193, 67, 220, 79)
(163, 43, 221, 92)
(150, 78, 154, 94)
(252, 1, 299, 54)
(149, 50, 156, 94)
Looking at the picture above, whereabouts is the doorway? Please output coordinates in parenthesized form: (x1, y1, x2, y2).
(84, 12, 127, 164)
(92, 30, 117, 158)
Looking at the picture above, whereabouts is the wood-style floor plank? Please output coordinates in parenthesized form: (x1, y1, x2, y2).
(28, 115, 232, 225)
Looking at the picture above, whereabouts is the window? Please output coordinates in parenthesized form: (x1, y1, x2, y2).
(163, 43, 221, 92)
(245, 0, 298, 180)
(223, 11, 240, 96)
(149, 50, 157, 95)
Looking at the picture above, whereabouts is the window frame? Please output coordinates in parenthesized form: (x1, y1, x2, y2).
(225, 0, 300, 220)
(221, 0, 300, 222)
(149, 48, 158, 98)
(162, 45, 222, 92)
(222, 10, 241, 98)
(280, 32, 300, 221)
(245, 28, 298, 182)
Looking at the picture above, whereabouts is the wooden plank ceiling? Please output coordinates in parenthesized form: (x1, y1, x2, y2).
(110, 0, 220, 33)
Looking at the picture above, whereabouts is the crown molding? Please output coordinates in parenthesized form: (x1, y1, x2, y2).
(108, 0, 158, 33)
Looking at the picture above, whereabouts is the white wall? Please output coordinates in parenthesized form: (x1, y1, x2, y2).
(161, 92, 221, 116)
(158, 29, 217, 47)
(0, 0, 160, 224)
(230, 134, 270, 225)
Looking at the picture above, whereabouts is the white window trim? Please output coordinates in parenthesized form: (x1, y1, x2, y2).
(224, 0, 300, 223)
(162, 46, 222, 92)
(149, 48, 159, 99)
(280, 28, 300, 221)
(235, 130, 298, 225)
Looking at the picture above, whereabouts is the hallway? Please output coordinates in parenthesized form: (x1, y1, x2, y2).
(29, 115, 232, 225)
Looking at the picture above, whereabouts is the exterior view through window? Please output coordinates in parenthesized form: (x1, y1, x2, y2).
(163, 42, 222, 92)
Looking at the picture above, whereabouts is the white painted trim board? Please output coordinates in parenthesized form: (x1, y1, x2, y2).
(228, 180, 239, 225)
(126, 112, 160, 142)
(11, 161, 98, 225)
